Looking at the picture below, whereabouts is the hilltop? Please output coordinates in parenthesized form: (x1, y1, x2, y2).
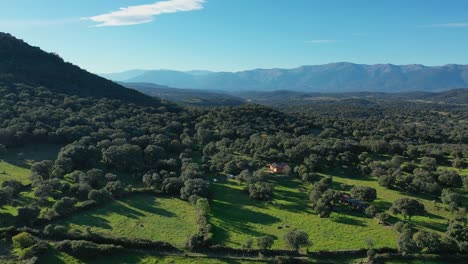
(0, 33, 158, 106)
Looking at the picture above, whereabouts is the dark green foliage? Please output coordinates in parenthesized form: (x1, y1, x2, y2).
(441, 188, 462, 209)
(397, 229, 417, 255)
(437, 170, 462, 188)
(55, 240, 123, 259)
(446, 221, 468, 245)
(413, 230, 442, 253)
(256, 235, 275, 250)
(104, 181, 126, 197)
(365, 205, 377, 217)
(180, 178, 210, 200)
(17, 206, 40, 226)
(0, 33, 159, 105)
(12, 232, 36, 249)
(103, 144, 143, 172)
(0, 187, 13, 206)
(88, 189, 112, 204)
(161, 177, 184, 195)
(52, 197, 77, 216)
(283, 229, 311, 251)
(350, 186, 377, 202)
(1, 180, 23, 196)
(390, 198, 426, 220)
(0, 144, 6, 156)
(248, 181, 274, 201)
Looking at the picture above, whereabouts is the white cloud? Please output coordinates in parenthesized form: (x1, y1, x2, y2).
(83, 0, 206, 27)
(422, 22, 468, 28)
(305, 39, 337, 44)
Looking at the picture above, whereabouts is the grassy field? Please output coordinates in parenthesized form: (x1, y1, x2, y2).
(209, 165, 464, 251)
(326, 169, 455, 234)
(0, 144, 62, 227)
(39, 250, 270, 264)
(58, 194, 198, 247)
(0, 144, 62, 184)
(209, 176, 397, 250)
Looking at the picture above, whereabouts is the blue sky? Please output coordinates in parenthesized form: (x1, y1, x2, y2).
(1, 0, 468, 73)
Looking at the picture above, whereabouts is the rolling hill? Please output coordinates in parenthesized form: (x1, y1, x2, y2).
(122, 82, 245, 107)
(103, 63, 468, 93)
(0, 32, 158, 106)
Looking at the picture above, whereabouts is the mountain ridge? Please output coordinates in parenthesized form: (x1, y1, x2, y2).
(102, 63, 468, 93)
(0, 32, 159, 106)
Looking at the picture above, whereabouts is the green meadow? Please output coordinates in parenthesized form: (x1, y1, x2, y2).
(0, 144, 61, 184)
(209, 176, 396, 251)
(58, 194, 198, 247)
(209, 165, 466, 251)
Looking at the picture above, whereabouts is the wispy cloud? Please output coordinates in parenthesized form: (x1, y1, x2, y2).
(83, 0, 206, 27)
(305, 39, 337, 44)
(421, 22, 468, 28)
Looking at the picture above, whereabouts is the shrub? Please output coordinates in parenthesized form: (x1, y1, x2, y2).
(283, 229, 311, 252)
(52, 197, 77, 216)
(55, 240, 123, 259)
(350, 186, 377, 202)
(390, 198, 425, 220)
(180, 178, 210, 200)
(256, 235, 275, 251)
(12, 232, 36, 249)
(413, 230, 442, 253)
(88, 189, 112, 204)
(248, 181, 274, 201)
(365, 205, 377, 217)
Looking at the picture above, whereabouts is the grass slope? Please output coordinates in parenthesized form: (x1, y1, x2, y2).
(0, 144, 62, 184)
(59, 194, 198, 247)
(39, 250, 268, 264)
(210, 177, 396, 250)
(326, 169, 456, 233)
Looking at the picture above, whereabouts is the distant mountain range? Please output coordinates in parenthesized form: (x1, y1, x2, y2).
(0, 33, 159, 106)
(123, 81, 468, 107)
(102, 63, 468, 93)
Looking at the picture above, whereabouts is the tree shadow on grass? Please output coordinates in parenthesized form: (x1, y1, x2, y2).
(331, 214, 367, 227)
(122, 195, 176, 218)
(2, 144, 63, 169)
(210, 183, 281, 245)
(65, 214, 112, 230)
(372, 199, 392, 211)
(415, 220, 448, 232)
(269, 178, 311, 213)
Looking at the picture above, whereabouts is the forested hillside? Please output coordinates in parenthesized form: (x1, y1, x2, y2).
(0, 35, 467, 264)
(0, 33, 158, 106)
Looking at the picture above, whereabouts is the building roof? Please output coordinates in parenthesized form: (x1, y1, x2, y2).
(269, 163, 288, 168)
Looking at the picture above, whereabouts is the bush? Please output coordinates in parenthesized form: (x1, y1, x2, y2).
(390, 198, 425, 220)
(350, 186, 377, 202)
(365, 205, 377, 217)
(283, 229, 311, 252)
(88, 189, 112, 204)
(180, 178, 210, 200)
(12, 232, 36, 249)
(256, 235, 275, 250)
(43, 224, 68, 238)
(52, 197, 77, 216)
(55, 240, 123, 259)
(248, 181, 274, 201)
(413, 230, 442, 253)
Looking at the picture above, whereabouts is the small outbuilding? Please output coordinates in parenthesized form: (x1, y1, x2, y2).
(266, 163, 291, 174)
